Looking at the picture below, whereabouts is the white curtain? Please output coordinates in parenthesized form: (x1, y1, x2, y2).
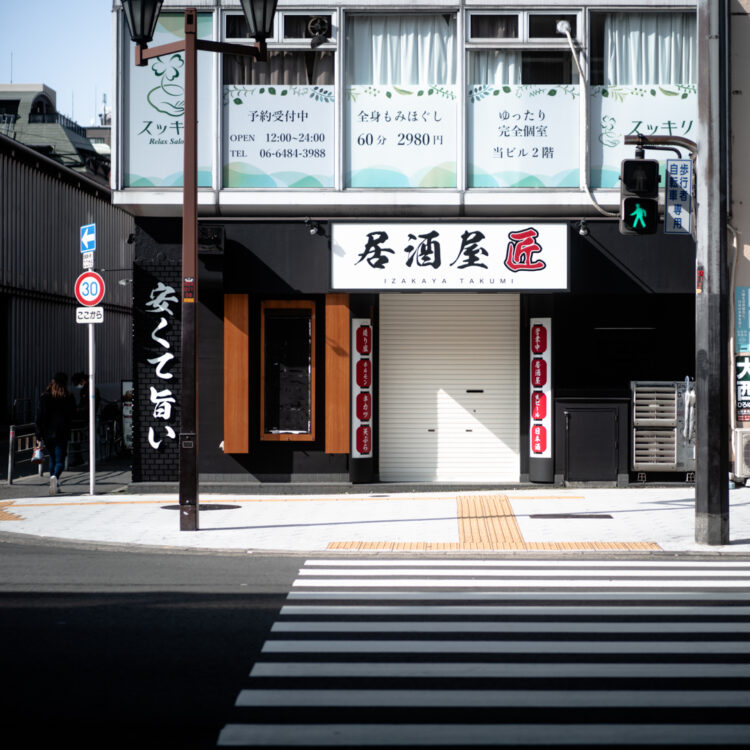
(604, 13, 697, 85)
(469, 51, 522, 85)
(225, 51, 334, 85)
(348, 15, 457, 85)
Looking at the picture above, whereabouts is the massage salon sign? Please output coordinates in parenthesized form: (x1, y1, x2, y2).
(331, 223, 568, 291)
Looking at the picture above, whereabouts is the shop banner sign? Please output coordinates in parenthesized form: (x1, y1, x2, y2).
(346, 85, 457, 188)
(530, 318, 552, 459)
(590, 85, 697, 188)
(351, 318, 374, 458)
(332, 223, 568, 291)
(468, 85, 579, 188)
(737, 287, 750, 353)
(125, 13, 214, 187)
(738, 355, 750, 425)
(223, 85, 334, 188)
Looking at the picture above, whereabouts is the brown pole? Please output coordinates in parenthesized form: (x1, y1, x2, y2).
(131, 8, 268, 531)
(179, 8, 199, 530)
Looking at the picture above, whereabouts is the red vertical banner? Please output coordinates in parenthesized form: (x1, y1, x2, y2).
(530, 318, 552, 459)
(351, 319, 373, 457)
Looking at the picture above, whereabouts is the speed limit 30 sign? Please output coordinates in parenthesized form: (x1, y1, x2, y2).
(75, 271, 106, 306)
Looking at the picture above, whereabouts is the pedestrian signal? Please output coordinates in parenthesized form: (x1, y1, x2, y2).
(619, 159, 660, 235)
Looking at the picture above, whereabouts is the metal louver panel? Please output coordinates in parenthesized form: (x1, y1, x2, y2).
(633, 428, 677, 470)
(631, 381, 694, 472)
(733, 430, 750, 478)
(632, 385, 677, 426)
(379, 293, 520, 482)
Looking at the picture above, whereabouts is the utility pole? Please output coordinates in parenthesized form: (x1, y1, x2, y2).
(695, 0, 729, 544)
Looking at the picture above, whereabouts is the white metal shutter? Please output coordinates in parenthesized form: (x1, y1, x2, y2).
(379, 293, 520, 482)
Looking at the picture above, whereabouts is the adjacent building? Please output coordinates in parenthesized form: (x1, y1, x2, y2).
(0, 120, 133, 429)
(114, 1, 702, 486)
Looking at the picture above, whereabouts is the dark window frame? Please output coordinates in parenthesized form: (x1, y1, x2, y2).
(260, 299, 317, 442)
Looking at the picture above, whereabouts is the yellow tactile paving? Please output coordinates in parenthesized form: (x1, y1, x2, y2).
(0, 502, 23, 521)
(327, 493, 662, 552)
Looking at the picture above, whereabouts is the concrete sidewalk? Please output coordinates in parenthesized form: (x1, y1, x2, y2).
(1, 462, 750, 554)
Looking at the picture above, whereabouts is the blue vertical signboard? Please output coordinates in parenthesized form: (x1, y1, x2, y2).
(737, 287, 750, 353)
(664, 159, 692, 235)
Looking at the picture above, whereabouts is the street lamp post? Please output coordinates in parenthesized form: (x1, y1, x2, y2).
(122, 0, 278, 530)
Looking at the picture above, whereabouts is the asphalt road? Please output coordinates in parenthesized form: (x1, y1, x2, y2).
(0, 537, 303, 749)
(4, 540, 750, 749)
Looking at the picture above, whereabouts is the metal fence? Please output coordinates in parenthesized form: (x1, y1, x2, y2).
(7, 422, 90, 485)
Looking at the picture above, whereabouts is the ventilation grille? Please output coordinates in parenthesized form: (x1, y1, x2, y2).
(734, 430, 750, 478)
(632, 384, 677, 426)
(631, 381, 694, 472)
(633, 429, 677, 469)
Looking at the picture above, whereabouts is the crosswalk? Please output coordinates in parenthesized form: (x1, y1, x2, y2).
(217, 558, 750, 747)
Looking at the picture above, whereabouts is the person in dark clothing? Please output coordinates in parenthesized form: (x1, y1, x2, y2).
(35, 372, 77, 494)
(72, 371, 100, 420)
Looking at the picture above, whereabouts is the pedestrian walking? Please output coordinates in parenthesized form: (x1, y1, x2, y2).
(35, 372, 77, 494)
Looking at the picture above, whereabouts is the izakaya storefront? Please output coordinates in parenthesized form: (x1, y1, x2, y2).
(331, 222, 567, 484)
(131, 217, 695, 487)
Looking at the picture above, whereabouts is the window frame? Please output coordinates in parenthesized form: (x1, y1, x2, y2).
(223, 9, 338, 49)
(260, 299, 317, 443)
(466, 9, 581, 48)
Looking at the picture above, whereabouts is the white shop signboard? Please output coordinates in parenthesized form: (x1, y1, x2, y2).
(223, 85, 335, 188)
(468, 85, 580, 188)
(332, 223, 568, 291)
(125, 13, 214, 187)
(346, 85, 458, 188)
(590, 84, 697, 188)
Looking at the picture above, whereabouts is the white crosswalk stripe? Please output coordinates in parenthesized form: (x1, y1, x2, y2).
(217, 558, 750, 747)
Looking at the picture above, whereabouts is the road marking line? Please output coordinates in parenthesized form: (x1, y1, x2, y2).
(271, 620, 750, 633)
(292, 578, 750, 588)
(217, 723, 750, 746)
(297, 567, 750, 578)
(249, 661, 750, 679)
(304, 559, 750, 568)
(261, 639, 750, 654)
(235, 688, 750, 708)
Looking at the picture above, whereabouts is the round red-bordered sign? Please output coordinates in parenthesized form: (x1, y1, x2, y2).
(75, 271, 105, 307)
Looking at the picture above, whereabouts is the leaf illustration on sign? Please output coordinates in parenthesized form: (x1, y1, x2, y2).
(147, 54, 185, 117)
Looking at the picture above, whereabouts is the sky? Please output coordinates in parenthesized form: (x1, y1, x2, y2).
(0, 0, 114, 127)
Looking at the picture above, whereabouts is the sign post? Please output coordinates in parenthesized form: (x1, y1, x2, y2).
(75, 268, 105, 495)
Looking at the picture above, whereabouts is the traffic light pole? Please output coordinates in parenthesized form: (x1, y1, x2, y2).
(622, 2, 730, 545)
(694, 0, 729, 544)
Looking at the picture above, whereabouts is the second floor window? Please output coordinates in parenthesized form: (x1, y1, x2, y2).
(346, 14, 458, 188)
(592, 12, 697, 86)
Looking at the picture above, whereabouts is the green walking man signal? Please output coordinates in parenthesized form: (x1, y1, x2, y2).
(619, 158, 660, 235)
(629, 202, 648, 229)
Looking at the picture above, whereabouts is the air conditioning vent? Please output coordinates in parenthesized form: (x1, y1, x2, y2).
(632, 384, 677, 426)
(633, 429, 677, 469)
(631, 380, 695, 473)
(734, 430, 750, 478)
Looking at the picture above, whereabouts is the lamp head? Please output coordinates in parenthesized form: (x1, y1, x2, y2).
(121, 0, 164, 46)
(239, 0, 279, 41)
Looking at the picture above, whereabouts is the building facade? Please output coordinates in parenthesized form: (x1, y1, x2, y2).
(114, 1, 700, 485)
(0, 132, 134, 427)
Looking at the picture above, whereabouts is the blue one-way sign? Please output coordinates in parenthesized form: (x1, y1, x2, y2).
(80, 223, 96, 253)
